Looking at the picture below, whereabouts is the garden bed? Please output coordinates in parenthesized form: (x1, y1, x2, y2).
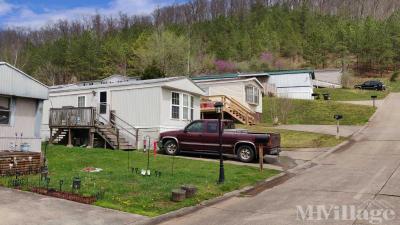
(30, 187, 97, 204)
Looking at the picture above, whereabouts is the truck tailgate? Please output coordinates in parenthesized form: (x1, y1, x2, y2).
(267, 133, 281, 149)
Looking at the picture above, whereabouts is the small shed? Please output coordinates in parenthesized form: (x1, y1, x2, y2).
(0, 62, 48, 152)
(239, 70, 315, 100)
(313, 69, 342, 88)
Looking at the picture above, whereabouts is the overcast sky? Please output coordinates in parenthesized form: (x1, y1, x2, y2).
(0, 0, 186, 28)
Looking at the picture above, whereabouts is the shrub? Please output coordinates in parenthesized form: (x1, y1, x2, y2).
(390, 71, 399, 82)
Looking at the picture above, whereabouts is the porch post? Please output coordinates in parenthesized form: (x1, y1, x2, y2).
(49, 128, 53, 144)
(67, 129, 73, 148)
(87, 128, 95, 148)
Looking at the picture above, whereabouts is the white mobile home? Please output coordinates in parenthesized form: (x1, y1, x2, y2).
(0, 62, 48, 152)
(239, 70, 315, 100)
(42, 76, 204, 149)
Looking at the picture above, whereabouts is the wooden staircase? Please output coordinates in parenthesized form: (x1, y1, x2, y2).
(201, 95, 257, 125)
(49, 107, 138, 150)
(50, 128, 68, 144)
(95, 124, 134, 150)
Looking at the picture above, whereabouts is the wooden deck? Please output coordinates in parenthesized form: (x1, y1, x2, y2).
(49, 107, 96, 128)
(0, 151, 42, 176)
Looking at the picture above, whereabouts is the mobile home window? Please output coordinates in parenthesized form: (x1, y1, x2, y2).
(190, 96, 194, 121)
(183, 94, 189, 120)
(245, 85, 259, 105)
(78, 96, 86, 107)
(171, 92, 180, 119)
(0, 96, 11, 125)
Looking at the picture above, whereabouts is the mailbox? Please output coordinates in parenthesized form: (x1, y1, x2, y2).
(334, 114, 343, 120)
(371, 95, 377, 99)
(255, 135, 269, 144)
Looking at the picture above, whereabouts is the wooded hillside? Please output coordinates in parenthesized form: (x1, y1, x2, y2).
(1, 0, 400, 84)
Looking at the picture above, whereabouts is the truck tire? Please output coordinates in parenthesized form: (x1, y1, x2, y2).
(164, 139, 179, 156)
(237, 145, 255, 163)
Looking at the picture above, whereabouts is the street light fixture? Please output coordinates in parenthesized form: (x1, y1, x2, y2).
(214, 101, 225, 184)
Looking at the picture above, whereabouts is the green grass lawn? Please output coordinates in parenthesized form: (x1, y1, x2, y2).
(238, 124, 345, 148)
(263, 97, 375, 125)
(0, 145, 278, 217)
(313, 88, 388, 101)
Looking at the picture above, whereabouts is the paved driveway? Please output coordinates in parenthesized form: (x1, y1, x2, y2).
(0, 187, 148, 225)
(157, 93, 400, 225)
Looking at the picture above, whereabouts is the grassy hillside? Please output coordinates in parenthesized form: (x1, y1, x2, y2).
(314, 88, 388, 101)
(262, 97, 375, 125)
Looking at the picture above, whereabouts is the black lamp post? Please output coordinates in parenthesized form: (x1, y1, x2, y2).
(214, 101, 225, 184)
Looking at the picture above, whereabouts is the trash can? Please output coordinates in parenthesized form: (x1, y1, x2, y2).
(311, 93, 320, 100)
(322, 93, 331, 100)
(20, 143, 30, 152)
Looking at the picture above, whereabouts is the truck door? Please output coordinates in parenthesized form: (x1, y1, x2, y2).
(202, 121, 233, 153)
(178, 121, 205, 151)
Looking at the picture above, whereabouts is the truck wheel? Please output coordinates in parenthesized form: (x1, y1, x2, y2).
(237, 145, 255, 163)
(164, 140, 179, 156)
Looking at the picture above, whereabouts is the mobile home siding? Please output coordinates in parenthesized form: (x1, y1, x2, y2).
(111, 87, 162, 127)
(0, 63, 48, 100)
(267, 73, 314, 100)
(160, 88, 201, 129)
(0, 98, 42, 152)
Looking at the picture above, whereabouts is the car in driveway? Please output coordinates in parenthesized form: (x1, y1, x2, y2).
(158, 119, 280, 163)
(354, 80, 386, 91)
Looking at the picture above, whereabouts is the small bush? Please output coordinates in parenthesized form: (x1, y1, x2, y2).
(390, 71, 399, 82)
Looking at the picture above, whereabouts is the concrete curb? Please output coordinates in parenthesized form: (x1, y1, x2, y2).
(133, 172, 287, 225)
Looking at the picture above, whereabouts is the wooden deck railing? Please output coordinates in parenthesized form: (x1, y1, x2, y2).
(49, 107, 96, 128)
(201, 95, 257, 125)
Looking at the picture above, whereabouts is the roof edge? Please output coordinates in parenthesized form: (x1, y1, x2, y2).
(0, 62, 48, 88)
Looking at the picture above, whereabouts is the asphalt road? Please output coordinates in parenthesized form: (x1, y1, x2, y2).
(158, 93, 400, 225)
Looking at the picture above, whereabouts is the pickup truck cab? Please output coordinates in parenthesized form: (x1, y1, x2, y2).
(158, 119, 280, 163)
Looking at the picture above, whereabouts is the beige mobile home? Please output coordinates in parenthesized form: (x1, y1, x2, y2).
(0, 62, 48, 152)
(193, 75, 263, 125)
(42, 76, 204, 149)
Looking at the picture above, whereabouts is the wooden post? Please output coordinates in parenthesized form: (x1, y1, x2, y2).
(87, 128, 94, 148)
(336, 120, 340, 140)
(67, 129, 73, 148)
(135, 129, 139, 150)
(49, 128, 53, 144)
(258, 144, 263, 172)
(116, 129, 120, 150)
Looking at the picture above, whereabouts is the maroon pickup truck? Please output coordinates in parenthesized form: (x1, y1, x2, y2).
(158, 119, 280, 163)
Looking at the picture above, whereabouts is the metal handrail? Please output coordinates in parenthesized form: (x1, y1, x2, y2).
(96, 111, 139, 148)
